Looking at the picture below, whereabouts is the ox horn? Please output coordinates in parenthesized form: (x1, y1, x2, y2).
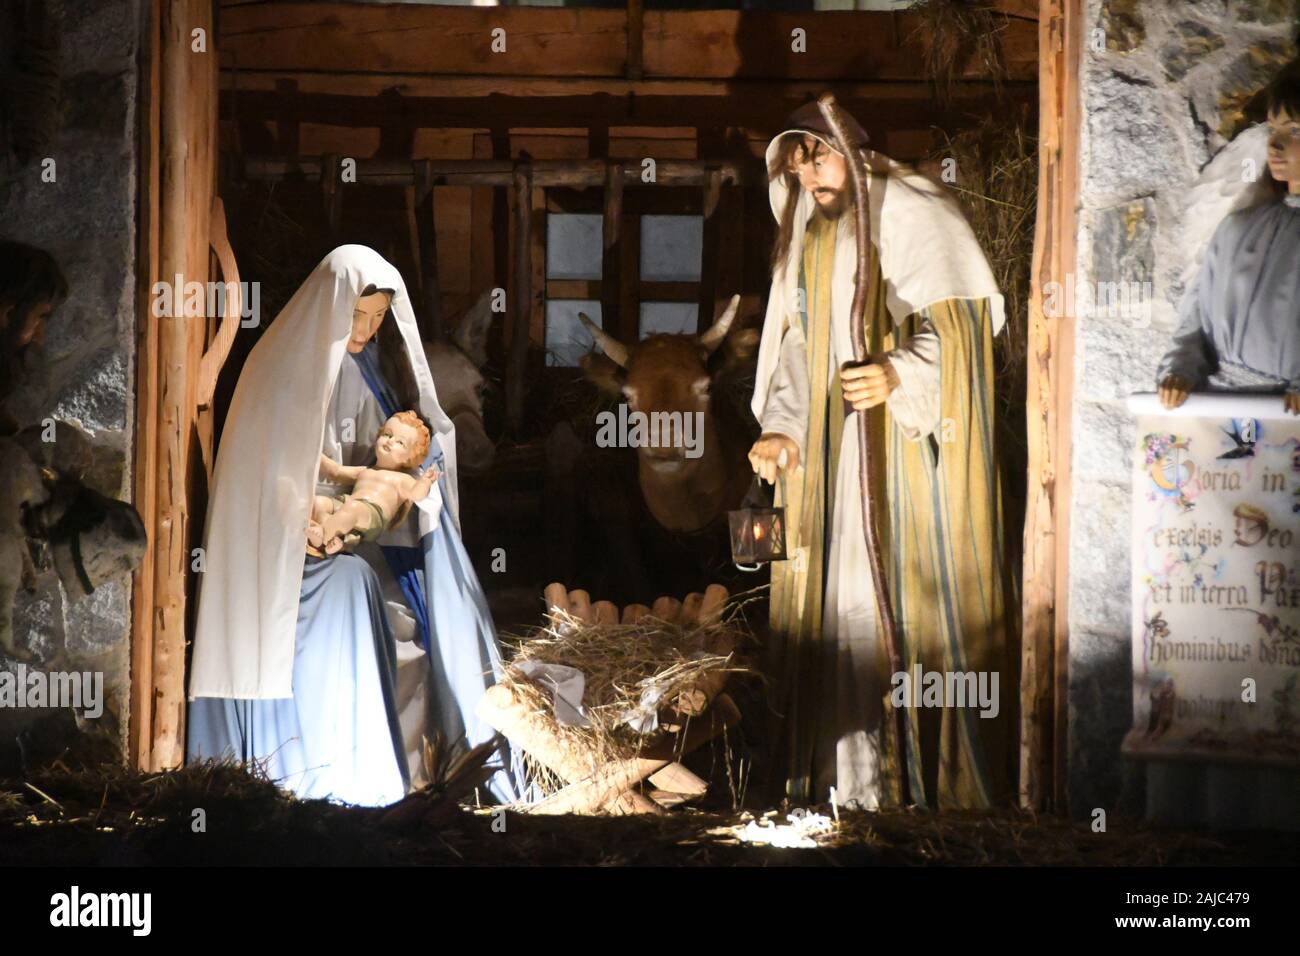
(698, 294, 741, 354)
(578, 311, 629, 367)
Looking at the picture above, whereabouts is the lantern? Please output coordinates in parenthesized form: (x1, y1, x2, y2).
(728, 476, 787, 571)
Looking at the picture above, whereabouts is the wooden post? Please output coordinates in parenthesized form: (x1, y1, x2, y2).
(414, 160, 443, 341)
(129, 0, 162, 770)
(1021, 0, 1080, 813)
(321, 153, 342, 240)
(600, 161, 625, 344)
(698, 164, 723, 334)
(505, 160, 533, 433)
(147, 0, 207, 771)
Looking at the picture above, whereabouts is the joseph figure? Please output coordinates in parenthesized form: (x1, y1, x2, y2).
(748, 102, 1014, 810)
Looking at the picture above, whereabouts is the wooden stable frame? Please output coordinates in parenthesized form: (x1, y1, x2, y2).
(1019, 0, 1081, 813)
(131, 0, 219, 771)
(130, 0, 1079, 803)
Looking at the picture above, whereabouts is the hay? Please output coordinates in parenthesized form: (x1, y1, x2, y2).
(907, 0, 1011, 105)
(499, 607, 751, 793)
(924, 109, 1037, 590)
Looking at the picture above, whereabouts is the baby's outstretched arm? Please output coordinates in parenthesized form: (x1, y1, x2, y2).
(409, 467, 438, 503)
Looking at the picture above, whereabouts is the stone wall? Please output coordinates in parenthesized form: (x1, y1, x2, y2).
(0, 0, 142, 768)
(1070, 0, 1297, 816)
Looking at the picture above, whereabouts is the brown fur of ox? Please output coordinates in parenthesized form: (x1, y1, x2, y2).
(578, 296, 759, 535)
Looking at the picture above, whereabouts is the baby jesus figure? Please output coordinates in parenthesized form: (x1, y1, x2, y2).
(307, 410, 438, 555)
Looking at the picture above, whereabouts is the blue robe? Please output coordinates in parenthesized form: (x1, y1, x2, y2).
(187, 345, 523, 806)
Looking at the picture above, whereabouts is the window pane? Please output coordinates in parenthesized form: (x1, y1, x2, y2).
(640, 215, 702, 282)
(640, 301, 698, 338)
(546, 300, 601, 367)
(547, 214, 603, 280)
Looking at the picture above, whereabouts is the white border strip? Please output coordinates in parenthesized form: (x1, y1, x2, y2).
(1126, 392, 1294, 421)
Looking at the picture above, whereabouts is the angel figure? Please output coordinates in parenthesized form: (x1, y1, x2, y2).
(1158, 70, 1300, 415)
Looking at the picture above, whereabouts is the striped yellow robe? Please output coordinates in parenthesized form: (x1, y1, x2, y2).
(764, 209, 1014, 810)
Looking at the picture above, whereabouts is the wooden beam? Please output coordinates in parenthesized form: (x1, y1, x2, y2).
(219, 87, 1035, 149)
(239, 156, 747, 188)
(219, 70, 1030, 103)
(217, 5, 1036, 82)
(1020, 0, 1080, 814)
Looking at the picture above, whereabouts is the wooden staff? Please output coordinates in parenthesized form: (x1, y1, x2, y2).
(815, 93, 910, 806)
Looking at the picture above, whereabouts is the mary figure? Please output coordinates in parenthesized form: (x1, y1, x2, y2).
(186, 245, 522, 806)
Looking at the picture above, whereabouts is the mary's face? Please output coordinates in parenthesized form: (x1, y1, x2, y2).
(348, 291, 392, 353)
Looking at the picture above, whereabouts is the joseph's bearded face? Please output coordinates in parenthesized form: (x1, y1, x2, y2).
(788, 134, 849, 218)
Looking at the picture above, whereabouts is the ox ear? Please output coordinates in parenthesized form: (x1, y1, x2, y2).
(709, 326, 760, 378)
(579, 351, 627, 397)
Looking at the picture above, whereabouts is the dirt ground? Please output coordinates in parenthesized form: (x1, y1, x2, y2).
(2, 762, 1294, 867)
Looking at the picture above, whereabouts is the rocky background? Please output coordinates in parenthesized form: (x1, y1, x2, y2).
(0, 0, 141, 768)
(1070, 0, 1298, 816)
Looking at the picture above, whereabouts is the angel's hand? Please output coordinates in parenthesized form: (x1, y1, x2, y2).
(318, 453, 340, 481)
(1285, 392, 1300, 416)
(1158, 375, 1192, 409)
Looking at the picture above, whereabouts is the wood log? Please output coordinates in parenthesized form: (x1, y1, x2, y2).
(647, 790, 692, 809)
(679, 592, 704, 626)
(525, 694, 740, 815)
(621, 603, 651, 624)
(543, 582, 569, 616)
(669, 626, 736, 718)
(605, 790, 663, 815)
(592, 600, 619, 625)
(650, 596, 681, 623)
(566, 589, 594, 623)
(476, 683, 600, 784)
(697, 583, 729, 625)
(647, 761, 707, 796)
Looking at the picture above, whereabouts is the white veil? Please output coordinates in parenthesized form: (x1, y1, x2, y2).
(189, 245, 459, 699)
